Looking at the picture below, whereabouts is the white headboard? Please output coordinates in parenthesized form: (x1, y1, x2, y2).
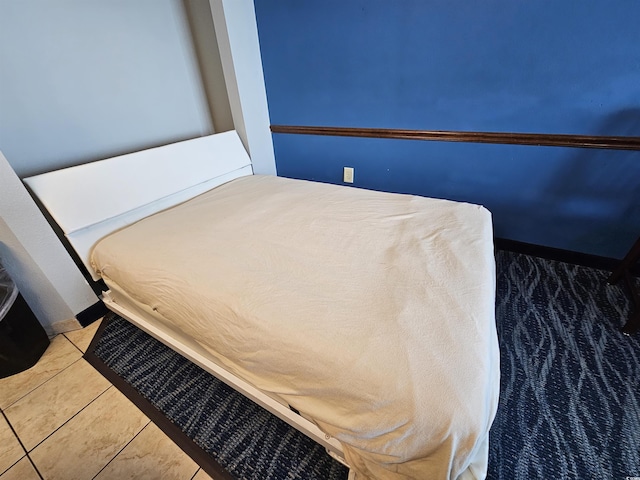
(24, 130, 253, 280)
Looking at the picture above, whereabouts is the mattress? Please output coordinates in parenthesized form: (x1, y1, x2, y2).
(91, 175, 500, 480)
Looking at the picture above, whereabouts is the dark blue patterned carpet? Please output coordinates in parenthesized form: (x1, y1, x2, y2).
(488, 250, 640, 479)
(90, 250, 640, 479)
(92, 315, 349, 480)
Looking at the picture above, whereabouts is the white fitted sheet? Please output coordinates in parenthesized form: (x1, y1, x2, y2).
(91, 175, 500, 480)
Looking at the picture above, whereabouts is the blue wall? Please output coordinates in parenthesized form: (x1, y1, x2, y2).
(254, 0, 640, 258)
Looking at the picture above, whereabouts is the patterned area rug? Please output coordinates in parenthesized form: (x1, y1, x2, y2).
(488, 250, 640, 479)
(88, 250, 640, 479)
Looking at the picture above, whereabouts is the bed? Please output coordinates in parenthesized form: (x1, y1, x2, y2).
(24, 130, 500, 480)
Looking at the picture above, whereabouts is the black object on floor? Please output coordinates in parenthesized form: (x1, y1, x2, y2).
(0, 262, 50, 379)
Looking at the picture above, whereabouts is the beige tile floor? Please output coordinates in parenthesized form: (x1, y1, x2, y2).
(0, 320, 215, 480)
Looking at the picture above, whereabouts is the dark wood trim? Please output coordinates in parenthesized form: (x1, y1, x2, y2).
(608, 236, 640, 284)
(76, 301, 108, 327)
(84, 316, 235, 480)
(607, 235, 640, 334)
(270, 125, 640, 150)
(497, 238, 640, 333)
(495, 238, 640, 276)
(620, 272, 640, 335)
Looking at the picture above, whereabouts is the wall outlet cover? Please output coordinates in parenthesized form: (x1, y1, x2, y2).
(343, 166, 354, 183)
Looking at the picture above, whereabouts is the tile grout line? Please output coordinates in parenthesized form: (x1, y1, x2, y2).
(0, 409, 44, 480)
(63, 318, 104, 356)
(25, 384, 114, 455)
(0, 336, 85, 411)
(62, 332, 90, 355)
(1, 356, 85, 412)
(1, 328, 100, 479)
(90, 418, 152, 480)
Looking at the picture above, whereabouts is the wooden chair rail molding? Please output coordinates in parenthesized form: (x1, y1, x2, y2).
(270, 125, 640, 151)
(271, 123, 640, 334)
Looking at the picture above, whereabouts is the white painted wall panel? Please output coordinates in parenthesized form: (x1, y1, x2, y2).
(0, 152, 98, 334)
(210, 0, 276, 175)
(0, 0, 212, 177)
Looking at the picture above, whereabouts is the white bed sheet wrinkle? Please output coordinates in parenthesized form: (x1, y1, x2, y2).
(91, 175, 499, 480)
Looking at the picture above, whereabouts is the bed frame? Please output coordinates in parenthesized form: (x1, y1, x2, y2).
(24, 131, 350, 471)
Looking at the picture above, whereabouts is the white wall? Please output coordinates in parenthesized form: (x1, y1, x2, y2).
(210, 0, 276, 175)
(184, 0, 234, 133)
(0, 0, 215, 332)
(0, 0, 275, 333)
(0, 152, 98, 335)
(0, 0, 212, 177)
